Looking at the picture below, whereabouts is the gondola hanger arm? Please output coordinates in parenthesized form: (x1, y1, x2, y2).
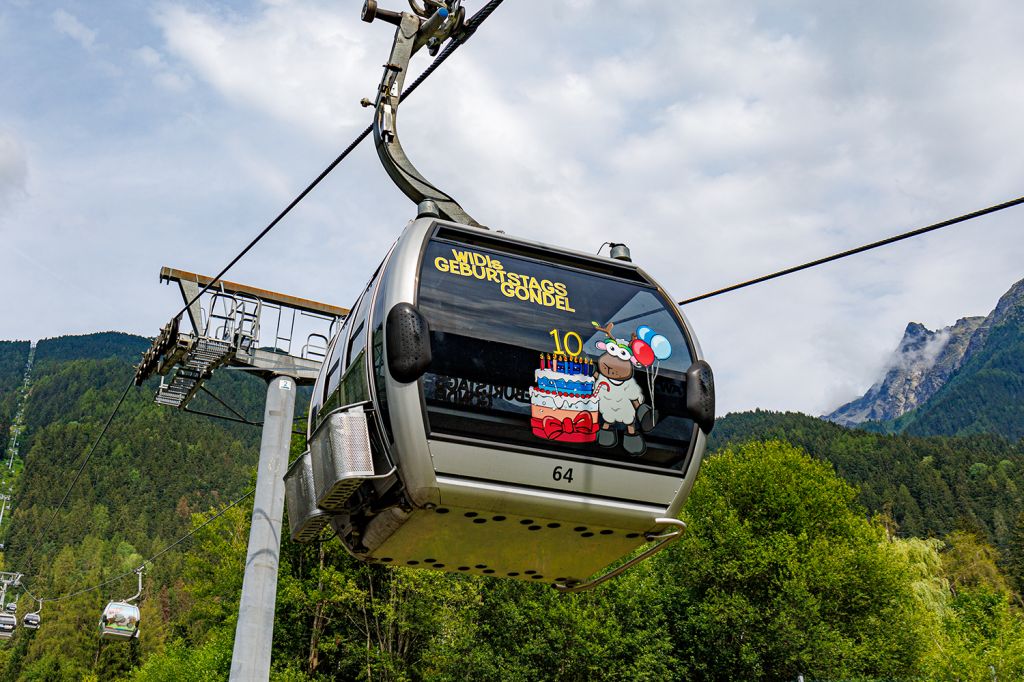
(362, 0, 482, 227)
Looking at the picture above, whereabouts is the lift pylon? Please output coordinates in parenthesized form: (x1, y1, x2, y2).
(137, 268, 345, 681)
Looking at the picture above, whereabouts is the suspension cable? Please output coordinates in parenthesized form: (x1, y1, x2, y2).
(678, 195, 1024, 306)
(174, 0, 506, 321)
(22, 486, 255, 605)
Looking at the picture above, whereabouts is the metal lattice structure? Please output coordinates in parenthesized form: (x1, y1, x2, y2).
(135, 267, 347, 406)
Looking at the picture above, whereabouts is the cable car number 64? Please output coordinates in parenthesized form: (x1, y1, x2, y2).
(552, 466, 574, 483)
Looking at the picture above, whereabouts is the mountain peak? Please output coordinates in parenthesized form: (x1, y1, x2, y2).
(824, 316, 983, 427)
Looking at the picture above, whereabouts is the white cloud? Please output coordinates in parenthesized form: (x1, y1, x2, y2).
(0, 131, 27, 210)
(52, 9, 96, 50)
(154, 3, 376, 140)
(3, 1, 1024, 416)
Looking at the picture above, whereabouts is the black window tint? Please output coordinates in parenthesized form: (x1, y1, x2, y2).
(418, 237, 696, 472)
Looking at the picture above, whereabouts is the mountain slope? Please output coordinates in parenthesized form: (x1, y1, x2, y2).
(825, 317, 983, 426)
(712, 410, 1024, 545)
(826, 276, 1024, 440)
(896, 278, 1024, 439)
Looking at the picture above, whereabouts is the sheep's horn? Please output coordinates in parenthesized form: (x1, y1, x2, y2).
(592, 321, 615, 336)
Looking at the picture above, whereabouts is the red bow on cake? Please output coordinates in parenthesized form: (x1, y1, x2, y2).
(530, 412, 598, 443)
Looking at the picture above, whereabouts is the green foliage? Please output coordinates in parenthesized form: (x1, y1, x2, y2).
(712, 410, 1024, 562)
(660, 440, 931, 681)
(6, 333, 1024, 680)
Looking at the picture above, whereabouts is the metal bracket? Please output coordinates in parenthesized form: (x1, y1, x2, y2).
(125, 566, 144, 604)
(552, 518, 687, 593)
(364, 1, 482, 227)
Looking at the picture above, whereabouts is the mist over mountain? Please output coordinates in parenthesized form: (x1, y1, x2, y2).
(825, 277, 1024, 440)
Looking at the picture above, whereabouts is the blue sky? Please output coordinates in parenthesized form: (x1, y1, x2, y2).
(2, 0, 1023, 416)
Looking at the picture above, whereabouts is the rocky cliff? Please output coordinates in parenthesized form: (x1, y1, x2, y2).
(825, 277, 1024, 438)
(825, 316, 983, 426)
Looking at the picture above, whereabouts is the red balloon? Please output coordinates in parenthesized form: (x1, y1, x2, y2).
(630, 339, 655, 367)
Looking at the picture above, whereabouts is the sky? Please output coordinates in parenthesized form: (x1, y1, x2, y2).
(1, 0, 1022, 417)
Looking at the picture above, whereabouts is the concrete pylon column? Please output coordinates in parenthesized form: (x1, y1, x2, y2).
(230, 374, 297, 681)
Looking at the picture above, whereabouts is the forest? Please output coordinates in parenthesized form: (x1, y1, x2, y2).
(1, 333, 1024, 680)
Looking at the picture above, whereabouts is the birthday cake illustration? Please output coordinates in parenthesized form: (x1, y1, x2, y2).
(529, 354, 599, 443)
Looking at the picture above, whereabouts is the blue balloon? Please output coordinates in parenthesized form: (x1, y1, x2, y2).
(650, 334, 672, 360)
(636, 325, 656, 344)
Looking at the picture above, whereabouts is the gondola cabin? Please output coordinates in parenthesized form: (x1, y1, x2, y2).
(99, 602, 139, 640)
(3, 603, 14, 614)
(0, 614, 15, 639)
(22, 613, 39, 630)
(286, 218, 715, 589)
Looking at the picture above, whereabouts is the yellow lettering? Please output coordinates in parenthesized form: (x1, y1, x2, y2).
(434, 256, 449, 273)
(451, 249, 470, 264)
(486, 269, 501, 283)
(554, 282, 568, 297)
(500, 281, 516, 298)
(542, 291, 556, 307)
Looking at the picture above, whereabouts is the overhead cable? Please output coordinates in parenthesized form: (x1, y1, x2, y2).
(678, 195, 1024, 306)
(174, 0, 506, 321)
(23, 486, 255, 605)
(27, 378, 135, 561)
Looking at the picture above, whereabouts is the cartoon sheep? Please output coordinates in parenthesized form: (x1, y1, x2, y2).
(591, 322, 654, 456)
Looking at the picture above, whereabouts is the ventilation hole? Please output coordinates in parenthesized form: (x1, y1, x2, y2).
(625, 533, 641, 538)
(600, 530, 614, 535)
(475, 564, 487, 569)
(524, 570, 537, 575)
(520, 519, 534, 525)
(507, 572, 519, 577)
(574, 526, 587, 532)
(581, 532, 594, 538)
(380, 557, 393, 562)
(464, 511, 478, 518)
(492, 515, 506, 521)
(483, 569, 495, 574)
(531, 575, 544, 580)
(555, 577, 567, 582)
(407, 560, 420, 565)
(458, 566, 470, 571)
(435, 508, 450, 514)
(424, 558, 437, 564)
(526, 525, 540, 531)
(473, 518, 487, 524)
(434, 563, 445, 569)
(547, 523, 561, 529)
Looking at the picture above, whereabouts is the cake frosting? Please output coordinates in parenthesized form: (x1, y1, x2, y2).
(530, 356, 599, 443)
